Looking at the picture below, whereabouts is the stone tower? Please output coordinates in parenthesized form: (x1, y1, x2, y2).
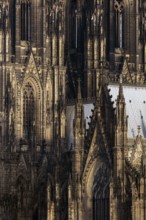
(0, 0, 146, 219)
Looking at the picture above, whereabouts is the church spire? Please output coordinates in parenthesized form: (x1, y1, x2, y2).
(114, 81, 127, 181)
(116, 80, 127, 131)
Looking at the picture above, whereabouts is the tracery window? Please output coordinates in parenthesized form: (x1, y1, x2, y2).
(21, 1, 31, 41)
(23, 82, 35, 140)
(93, 167, 110, 220)
(17, 176, 26, 208)
(114, 0, 124, 48)
(119, 13, 123, 48)
(93, 188, 109, 220)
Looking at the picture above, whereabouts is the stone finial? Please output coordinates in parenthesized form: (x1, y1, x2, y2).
(138, 125, 141, 136)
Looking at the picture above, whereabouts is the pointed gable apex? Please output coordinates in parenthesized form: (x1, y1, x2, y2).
(42, 155, 48, 167)
(38, 155, 48, 182)
(18, 153, 27, 171)
(25, 52, 38, 77)
(121, 58, 132, 83)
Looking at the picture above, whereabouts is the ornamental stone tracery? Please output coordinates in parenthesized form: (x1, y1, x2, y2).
(114, 0, 124, 12)
(0, 0, 145, 220)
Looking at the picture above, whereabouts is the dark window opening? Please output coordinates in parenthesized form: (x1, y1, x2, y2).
(33, 208, 38, 220)
(93, 185, 110, 220)
(114, 1, 124, 49)
(115, 11, 123, 48)
(93, 197, 110, 220)
(119, 13, 123, 48)
(23, 82, 35, 140)
(21, 2, 31, 41)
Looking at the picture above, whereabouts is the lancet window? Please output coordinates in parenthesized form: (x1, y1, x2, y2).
(93, 167, 110, 220)
(21, 1, 31, 41)
(23, 82, 35, 140)
(114, 0, 124, 48)
(93, 187, 109, 220)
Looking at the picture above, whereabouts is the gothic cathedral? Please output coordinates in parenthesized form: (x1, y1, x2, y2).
(0, 0, 146, 219)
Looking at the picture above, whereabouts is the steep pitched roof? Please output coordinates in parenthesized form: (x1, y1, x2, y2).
(109, 84, 146, 138)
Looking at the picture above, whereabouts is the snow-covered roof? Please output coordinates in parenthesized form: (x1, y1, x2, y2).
(109, 84, 146, 138)
(66, 84, 146, 147)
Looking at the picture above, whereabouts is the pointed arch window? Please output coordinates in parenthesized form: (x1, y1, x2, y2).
(119, 12, 123, 48)
(21, 1, 31, 41)
(93, 187, 110, 220)
(93, 167, 110, 220)
(23, 82, 35, 140)
(17, 176, 29, 211)
(114, 1, 124, 48)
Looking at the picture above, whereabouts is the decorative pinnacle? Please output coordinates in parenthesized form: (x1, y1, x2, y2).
(138, 125, 141, 136)
(118, 78, 124, 99)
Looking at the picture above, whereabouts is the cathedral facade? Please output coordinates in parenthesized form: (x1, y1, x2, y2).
(0, 0, 146, 219)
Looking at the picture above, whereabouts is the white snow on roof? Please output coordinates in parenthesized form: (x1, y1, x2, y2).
(109, 84, 146, 138)
(66, 103, 94, 147)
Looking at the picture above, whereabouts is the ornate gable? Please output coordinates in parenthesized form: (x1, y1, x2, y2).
(37, 155, 48, 184)
(25, 53, 39, 78)
(121, 58, 132, 83)
(128, 129, 143, 171)
(42, 155, 48, 168)
(18, 153, 27, 171)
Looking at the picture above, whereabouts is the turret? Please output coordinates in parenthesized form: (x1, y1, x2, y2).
(114, 81, 127, 180)
(74, 81, 85, 175)
(72, 79, 85, 219)
(73, 79, 85, 174)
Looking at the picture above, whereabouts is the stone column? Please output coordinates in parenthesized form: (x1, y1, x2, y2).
(140, 178, 145, 220)
(94, 36, 99, 69)
(50, 202, 55, 220)
(47, 184, 51, 220)
(15, 2, 21, 63)
(59, 34, 64, 66)
(68, 180, 72, 220)
(52, 34, 57, 66)
(46, 35, 52, 65)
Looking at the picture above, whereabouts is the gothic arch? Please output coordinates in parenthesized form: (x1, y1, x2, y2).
(113, 0, 133, 51)
(16, 175, 28, 207)
(21, 76, 42, 143)
(16, 175, 32, 219)
(92, 166, 110, 220)
(82, 157, 103, 220)
(23, 75, 41, 98)
(82, 155, 110, 220)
